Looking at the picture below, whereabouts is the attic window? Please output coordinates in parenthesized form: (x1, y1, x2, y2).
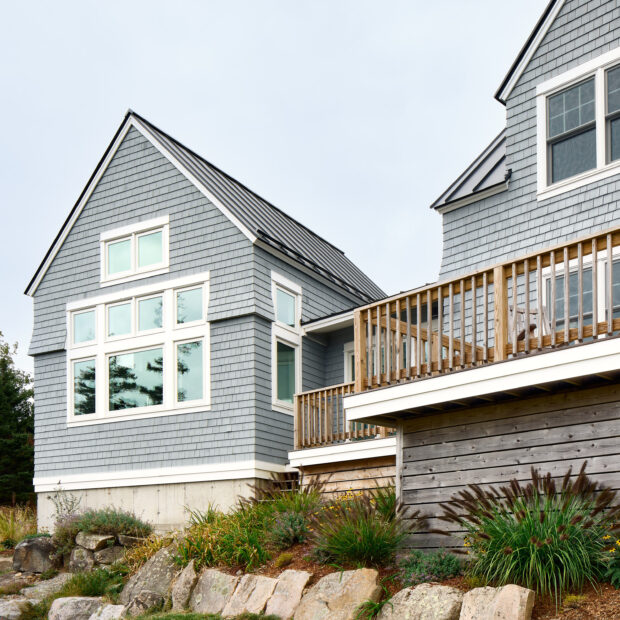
(100, 216, 169, 286)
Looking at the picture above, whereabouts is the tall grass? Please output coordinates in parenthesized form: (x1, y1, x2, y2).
(0, 505, 37, 547)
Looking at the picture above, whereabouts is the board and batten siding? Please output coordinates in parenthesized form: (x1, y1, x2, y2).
(440, 0, 620, 280)
(400, 383, 620, 549)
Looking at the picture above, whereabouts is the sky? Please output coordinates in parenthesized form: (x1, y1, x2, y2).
(0, 0, 547, 373)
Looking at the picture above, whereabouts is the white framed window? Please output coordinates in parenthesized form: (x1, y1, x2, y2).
(100, 216, 169, 286)
(271, 271, 302, 413)
(344, 341, 355, 383)
(66, 272, 210, 425)
(71, 308, 97, 346)
(536, 46, 620, 200)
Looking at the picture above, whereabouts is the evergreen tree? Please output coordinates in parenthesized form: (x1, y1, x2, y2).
(0, 332, 34, 504)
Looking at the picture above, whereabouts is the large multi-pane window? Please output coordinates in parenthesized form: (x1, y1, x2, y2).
(549, 268, 593, 330)
(67, 273, 209, 423)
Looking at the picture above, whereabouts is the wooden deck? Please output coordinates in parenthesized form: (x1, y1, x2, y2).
(294, 226, 620, 450)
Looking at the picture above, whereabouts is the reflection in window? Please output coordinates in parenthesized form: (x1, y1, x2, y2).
(107, 239, 131, 275)
(276, 341, 296, 403)
(177, 288, 203, 324)
(137, 231, 163, 268)
(550, 268, 593, 330)
(73, 310, 95, 344)
(177, 341, 203, 402)
(138, 296, 163, 331)
(276, 289, 296, 326)
(108, 348, 163, 410)
(108, 303, 132, 337)
(74, 359, 96, 415)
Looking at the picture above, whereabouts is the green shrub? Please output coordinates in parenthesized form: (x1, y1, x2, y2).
(436, 464, 620, 605)
(604, 537, 620, 588)
(52, 513, 82, 558)
(39, 568, 58, 581)
(399, 549, 462, 585)
(59, 568, 124, 599)
(271, 511, 309, 549)
(310, 493, 420, 567)
(274, 551, 294, 568)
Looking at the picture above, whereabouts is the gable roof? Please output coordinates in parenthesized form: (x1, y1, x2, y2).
(430, 130, 509, 212)
(495, 0, 566, 104)
(25, 111, 385, 302)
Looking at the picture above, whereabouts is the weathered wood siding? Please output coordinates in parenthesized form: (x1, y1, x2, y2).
(300, 455, 395, 498)
(401, 383, 620, 550)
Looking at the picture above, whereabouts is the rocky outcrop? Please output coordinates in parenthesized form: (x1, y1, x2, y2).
(171, 559, 198, 611)
(88, 604, 125, 619)
(75, 533, 115, 551)
(265, 569, 312, 620)
(69, 547, 95, 572)
(189, 569, 239, 614)
(93, 546, 125, 566)
(13, 537, 58, 573)
(124, 590, 165, 617)
(0, 598, 31, 620)
(377, 583, 463, 620)
(48, 596, 103, 620)
(222, 574, 278, 617)
(460, 585, 535, 620)
(294, 568, 381, 620)
(117, 535, 144, 548)
(20, 572, 73, 599)
(119, 544, 178, 607)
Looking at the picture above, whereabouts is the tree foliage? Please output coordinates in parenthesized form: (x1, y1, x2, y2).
(0, 332, 34, 504)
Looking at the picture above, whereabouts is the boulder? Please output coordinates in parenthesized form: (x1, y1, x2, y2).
(94, 546, 125, 565)
(190, 568, 239, 614)
(119, 543, 178, 606)
(222, 574, 278, 617)
(69, 547, 95, 572)
(117, 534, 145, 547)
(48, 596, 104, 620)
(124, 590, 165, 617)
(0, 598, 31, 620)
(20, 572, 73, 599)
(294, 568, 381, 620)
(88, 605, 126, 619)
(460, 585, 535, 620)
(0, 556, 14, 572)
(76, 532, 115, 551)
(377, 583, 463, 620)
(265, 569, 312, 620)
(171, 559, 198, 611)
(13, 537, 58, 573)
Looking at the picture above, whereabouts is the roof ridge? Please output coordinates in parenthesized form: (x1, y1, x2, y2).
(130, 111, 346, 256)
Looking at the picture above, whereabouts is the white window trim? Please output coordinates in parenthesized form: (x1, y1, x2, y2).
(100, 216, 170, 286)
(270, 271, 303, 414)
(537, 45, 620, 201)
(66, 271, 210, 426)
(343, 341, 355, 383)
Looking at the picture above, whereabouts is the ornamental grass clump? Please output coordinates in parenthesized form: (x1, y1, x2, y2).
(435, 464, 620, 605)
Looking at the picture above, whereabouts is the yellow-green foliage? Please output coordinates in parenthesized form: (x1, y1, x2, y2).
(274, 552, 294, 568)
(563, 593, 587, 608)
(123, 534, 174, 573)
(0, 505, 37, 547)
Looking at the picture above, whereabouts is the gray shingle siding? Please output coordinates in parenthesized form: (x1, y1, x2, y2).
(439, 0, 620, 279)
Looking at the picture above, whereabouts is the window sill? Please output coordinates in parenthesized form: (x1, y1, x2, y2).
(537, 160, 620, 201)
(67, 402, 211, 427)
(272, 402, 295, 416)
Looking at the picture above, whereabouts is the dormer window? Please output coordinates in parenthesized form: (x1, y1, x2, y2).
(537, 47, 620, 199)
(100, 216, 169, 286)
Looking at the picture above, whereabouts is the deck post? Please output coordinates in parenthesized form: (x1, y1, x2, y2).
(294, 395, 301, 449)
(354, 309, 366, 393)
(494, 265, 508, 361)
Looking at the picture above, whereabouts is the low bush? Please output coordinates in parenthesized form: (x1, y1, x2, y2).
(274, 551, 294, 568)
(436, 464, 620, 605)
(399, 549, 462, 585)
(271, 511, 309, 549)
(0, 505, 37, 548)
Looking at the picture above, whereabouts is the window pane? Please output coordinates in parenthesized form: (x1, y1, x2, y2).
(276, 341, 296, 403)
(551, 128, 596, 183)
(74, 359, 96, 415)
(610, 260, 620, 319)
(548, 79, 595, 138)
(73, 310, 95, 344)
(107, 239, 131, 275)
(109, 348, 163, 410)
(177, 288, 203, 324)
(108, 303, 132, 337)
(611, 117, 620, 162)
(177, 341, 203, 402)
(138, 296, 163, 331)
(276, 289, 296, 326)
(552, 268, 593, 329)
(138, 231, 163, 268)
(607, 65, 620, 115)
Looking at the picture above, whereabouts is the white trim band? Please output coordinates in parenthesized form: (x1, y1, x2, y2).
(288, 437, 396, 468)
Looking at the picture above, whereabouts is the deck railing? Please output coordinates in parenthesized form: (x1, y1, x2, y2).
(294, 382, 392, 449)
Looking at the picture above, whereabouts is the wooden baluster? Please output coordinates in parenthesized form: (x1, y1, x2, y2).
(460, 279, 465, 368)
(550, 251, 556, 346)
(564, 247, 570, 344)
(471, 276, 477, 365)
(592, 239, 598, 338)
(416, 293, 422, 377)
(406, 296, 411, 379)
(483, 273, 488, 362)
(385, 302, 391, 384)
(427, 290, 432, 375)
(339, 386, 345, 441)
(395, 298, 401, 381)
(493, 265, 508, 361)
(294, 396, 300, 449)
(512, 263, 518, 355)
(449, 282, 454, 370)
(537, 255, 543, 350)
(524, 258, 530, 354)
(317, 390, 322, 445)
(438, 286, 443, 370)
(375, 305, 381, 386)
(577, 242, 583, 343)
(607, 234, 613, 335)
(366, 309, 372, 387)
(353, 309, 365, 393)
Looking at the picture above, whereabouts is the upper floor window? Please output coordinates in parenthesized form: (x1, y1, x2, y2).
(537, 46, 620, 200)
(100, 216, 169, 286)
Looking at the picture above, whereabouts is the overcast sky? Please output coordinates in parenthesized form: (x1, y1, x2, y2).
(1, 0, 546, 373)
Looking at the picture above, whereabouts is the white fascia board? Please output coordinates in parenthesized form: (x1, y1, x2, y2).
(33, 460, 287, 493)
(435, 183, 508, 214)
(344, 338, 620, 422)
(288, 437, 396, 468)
(496, 0, 566, 103)
(303, 311, 355, 335)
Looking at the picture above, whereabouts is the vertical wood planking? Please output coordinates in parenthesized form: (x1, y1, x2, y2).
(537, 255, 543, 350)
(564, 247, 570, 344)
(366, 309, 372, 386)
(406, 296, 411, 379)
(524, 258, 530, 354)
(607, 234, 613, 335)
(385, 302, 391, 385)
(375, 305, 381, 387)
(511, 263, 518, 355)
(395, 298, 401, 381)
(493, 265, 508, 361)
(427, 290, 432, 374)
(416, 293, 422, 377)
(471, 276, 477, 364)
(550, 251, 556, 346)
(459, 279, 465, 368)
(353, 310, 365, 394)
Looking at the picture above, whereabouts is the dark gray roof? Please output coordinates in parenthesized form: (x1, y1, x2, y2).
(430, 130, 508, 211)
(135, 112, 385, 302)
